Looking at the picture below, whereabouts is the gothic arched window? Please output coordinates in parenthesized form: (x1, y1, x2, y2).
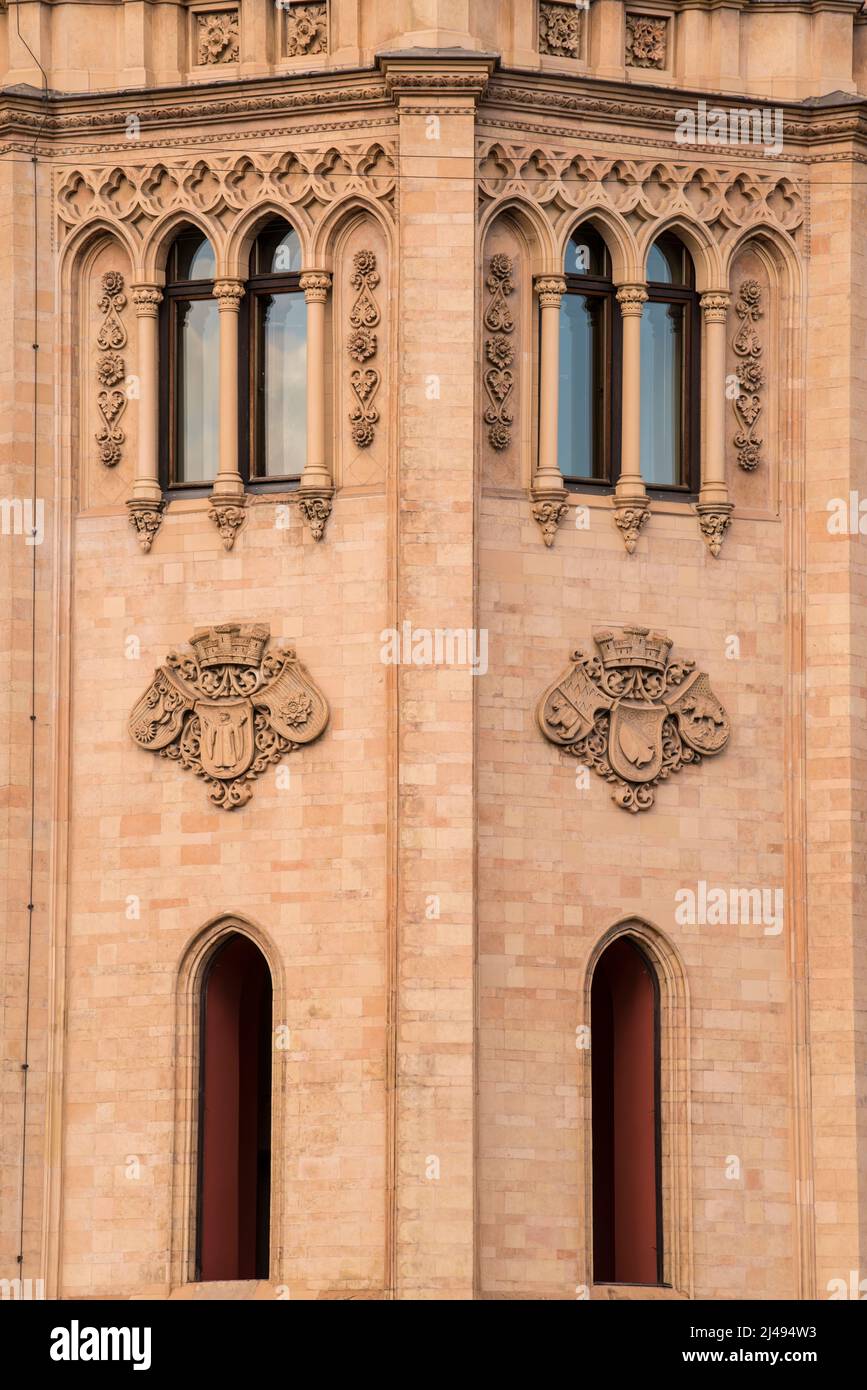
(161, 229, 218, 487)
(197, 933, 273, 1282)
(641, 232, 700, 491)
(241, 220, 306, 482)
(591, 935, 662, 1286)
(558, 225, 618, 484)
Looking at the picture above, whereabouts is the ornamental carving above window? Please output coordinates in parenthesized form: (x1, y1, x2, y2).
(625, 14, 668, 70)
(538, 627, 730, 814)
(95, 272, 127, 468)
(196, 10, 240, 65)
(284, 2, 328, 57)
(539, 2, 584, 60)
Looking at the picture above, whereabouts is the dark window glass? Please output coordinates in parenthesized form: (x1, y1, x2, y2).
(557, 225, 615, 483)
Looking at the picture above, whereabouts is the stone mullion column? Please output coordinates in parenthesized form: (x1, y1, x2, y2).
(613, 284, 650, 552)
(126, 285, 165, 552)
(210, 278, 246, 551)
(381, 50, 494, 1301)
(696, 291, 734, 556)
(296, 271, 334, 541)
(531, 275, 569, 546)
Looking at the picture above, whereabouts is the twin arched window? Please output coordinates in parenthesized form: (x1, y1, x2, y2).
(161, 220, 307, 490)
(558, 225, 700, 493)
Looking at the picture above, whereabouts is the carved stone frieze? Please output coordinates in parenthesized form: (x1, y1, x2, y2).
(129, 625, 329, 809)
(538, 626, 730, 813)
(56, 142, 397, 251)
(539, 2, 583, 60)
(95, 271, 127, 468)
(731, 279, 764, 471)
(483, 253, 516, 451)
(196, 10, 240, 66)
(625, 14, 668, 70)
(348, 250, 381, 449)
(477, 141, 804, 246)
(284, 2, 328, 57)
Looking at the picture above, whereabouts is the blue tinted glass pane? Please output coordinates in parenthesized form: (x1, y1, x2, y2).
(178, 299, 219, 482)
(646, 242, 672, 284)
(263, 293, 307, 476)
(558, 294, 603, 479)
(640, 301, 684, 485)
(271, 229, 301, 274)
(188, 238, 216, 280)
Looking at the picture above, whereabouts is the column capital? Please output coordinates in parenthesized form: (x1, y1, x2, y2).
(534, 275, 567, 308)
(300, 271, 332, 304)
(700, 290, 732, 323)
(213, 279, 246, 311)
(130, 284, 163, 318)
(616, 284, 648, 317)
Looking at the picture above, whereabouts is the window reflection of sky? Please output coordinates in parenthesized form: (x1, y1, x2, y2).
(181, 299, 219, 482)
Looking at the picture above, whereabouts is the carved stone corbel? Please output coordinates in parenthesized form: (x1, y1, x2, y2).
(209, 494, 248, 551)
(611, 499, 651, 554)
(127, 500, 166, 553)
(695, 501, 734, 558)
(296, 493, 333, 542)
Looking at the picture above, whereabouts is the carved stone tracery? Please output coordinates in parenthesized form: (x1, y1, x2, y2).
(483, 253, 516, 452)
(95, 271, 127, 468)
(732, 279, 765, 471)
(348, 250, 381, 449)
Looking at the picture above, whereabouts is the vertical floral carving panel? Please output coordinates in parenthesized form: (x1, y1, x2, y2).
(284, 2, 329, 57)
(95, 272, 127, 468)
(732, 279, 764, 471)
(483, 254, 516, 451)
(348, 251, 381, 448)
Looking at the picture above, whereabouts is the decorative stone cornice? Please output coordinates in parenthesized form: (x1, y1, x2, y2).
(534, 275, 567, 308)
(378, 51, 497, 105)
(695, 501, 734, 557)
(213, 279, 246, 312)
(700, 290, 731, 323)
(616, 285, 649, 317)
(209, 492, 247, 550)
(300, 271, 332, 304)
(127, 499, 166, 553)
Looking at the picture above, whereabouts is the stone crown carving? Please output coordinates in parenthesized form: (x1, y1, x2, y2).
(538, 626, 731, 813)
(129, 626, 329, 810)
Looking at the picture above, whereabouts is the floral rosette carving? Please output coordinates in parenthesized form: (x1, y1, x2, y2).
(484, 253, 516, 450)
(129, 625, 329, 810)
(348, 250, 381, 448)
(537, 626, 730, 813)
(732, 279, 764, 471)
(539, 2, 583, 59)
(284, 2, 328, 57)
(625, 15, 668, 69)
(197, 11, 239, 66)
(96, 272, 127, 467)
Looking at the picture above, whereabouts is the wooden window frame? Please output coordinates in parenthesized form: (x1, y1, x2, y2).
(240, 269, 305, 490)
(558, 269, 622, 493)
(159, 276, 217, 497)
(642, 277, 701, 500)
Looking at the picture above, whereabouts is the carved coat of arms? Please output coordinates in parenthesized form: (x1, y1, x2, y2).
(537, 626, 730, 813)
(129, 625, 329, 809)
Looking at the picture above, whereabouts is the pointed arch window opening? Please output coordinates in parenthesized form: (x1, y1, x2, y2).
(591, 935, 665, 1288)
(195, 933, 273, 1283)
(556, 225, 620, 489)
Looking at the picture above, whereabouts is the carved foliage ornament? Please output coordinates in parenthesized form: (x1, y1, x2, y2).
(129, 625, 329, 809)
(625, 14, 668, 70)
(732, 279, 764, 471)
(348, 250, 381, 448)
(539, 2, 583, 59)
(484, 253, 516, 451)
(96, 271, 127, 468)
(538, 626, 730, 813)
(196, 10, 240, 66)
(284, 2, 328, 57)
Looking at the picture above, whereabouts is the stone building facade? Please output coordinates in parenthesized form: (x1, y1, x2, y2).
(1, 0, 866, 1300)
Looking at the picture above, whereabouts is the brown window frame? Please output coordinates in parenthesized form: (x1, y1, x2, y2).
(642, 271, 701, 499)
(239, 268, 305, 490)
(556, 268, 622, 493)
(159, 274, 217, 496)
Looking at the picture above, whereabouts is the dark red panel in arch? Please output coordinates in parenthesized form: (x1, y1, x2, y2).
(198, 934, 272, 1282)
(591, 936, 661, 1285)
